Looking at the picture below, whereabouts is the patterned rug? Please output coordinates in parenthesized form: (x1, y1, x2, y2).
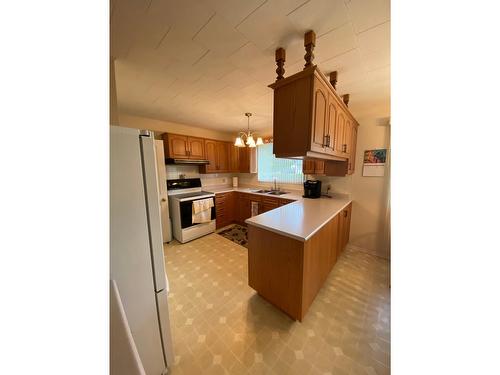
(217, 224, 248, 248)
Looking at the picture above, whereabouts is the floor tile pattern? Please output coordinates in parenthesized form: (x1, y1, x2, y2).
(164, 234, 390, 375)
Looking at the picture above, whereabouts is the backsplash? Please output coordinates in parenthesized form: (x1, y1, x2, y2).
(236, 173, 352, 195)
(164, 164, 232, 187)
(164, 165, 352, 194)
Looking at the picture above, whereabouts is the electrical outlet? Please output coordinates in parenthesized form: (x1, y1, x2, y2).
(222, 178, 226, 184)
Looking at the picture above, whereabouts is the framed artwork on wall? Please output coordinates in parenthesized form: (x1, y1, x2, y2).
(363, 149, 387, 177)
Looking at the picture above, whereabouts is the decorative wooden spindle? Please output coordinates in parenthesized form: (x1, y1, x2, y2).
(329, 71, 338, 90)
(341, 94, 350, 106)
(303, 30, 316, 69)
(275, 48, 286, 81)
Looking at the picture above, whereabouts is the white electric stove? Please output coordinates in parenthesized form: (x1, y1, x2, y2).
(167, 178, 215, 243)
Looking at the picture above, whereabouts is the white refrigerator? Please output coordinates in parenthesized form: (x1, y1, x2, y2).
(110, 126, 174, 375)
(154, 139, 172, 243)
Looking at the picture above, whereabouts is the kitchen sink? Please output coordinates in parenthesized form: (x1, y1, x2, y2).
(251, 189, 272, 193)
(267, 191, 288, 196)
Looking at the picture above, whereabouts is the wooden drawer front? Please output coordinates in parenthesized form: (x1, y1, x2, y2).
(262, 197, 280, 213)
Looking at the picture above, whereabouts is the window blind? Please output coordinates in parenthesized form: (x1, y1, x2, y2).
(257, 143, 303, 184)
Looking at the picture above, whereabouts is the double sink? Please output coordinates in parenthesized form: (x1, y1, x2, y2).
(250, 189, 289, 196)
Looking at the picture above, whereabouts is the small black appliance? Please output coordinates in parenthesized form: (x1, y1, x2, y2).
(303, 180, 322, 199)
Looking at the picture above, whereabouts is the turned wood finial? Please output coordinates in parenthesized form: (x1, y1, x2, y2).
(303, 30, 316, 69)
(329, 71, 338, 90)
(341, 94, 350, 106)
(275, 48, 286, 81)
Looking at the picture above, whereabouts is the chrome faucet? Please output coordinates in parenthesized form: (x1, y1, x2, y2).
(272, 178, 279, 192)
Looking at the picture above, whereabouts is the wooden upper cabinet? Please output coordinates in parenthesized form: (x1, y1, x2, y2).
(348, 124, 358, 175)
(217, 142, 229, 172)
(269, 66, 358, 162)
(162, 133, 206, 159)
(335, 112, 345, 157)
(229, 144, 239, 172)
(344, 118, 352, 157)
(203, 140, 218, 173)
(326, 96, 338, 156)
(238, 147, 258, 173)
(311, 78, 328, 154)
(302, 159, 315, 174)
(188, 137, 205, 159)
(200, 140, 230, 173)
(164, 134, 189, 159)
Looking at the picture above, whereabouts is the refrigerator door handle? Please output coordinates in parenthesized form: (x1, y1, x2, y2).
(140, 133, 167, 293)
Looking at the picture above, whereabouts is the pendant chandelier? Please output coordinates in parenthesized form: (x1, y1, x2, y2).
(234, 113, 263, 148)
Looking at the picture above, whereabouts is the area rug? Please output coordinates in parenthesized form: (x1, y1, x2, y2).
(217, 224, 248, 248)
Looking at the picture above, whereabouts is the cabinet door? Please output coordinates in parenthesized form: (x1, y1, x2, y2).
(239, 196, 251, 222)
(229, 145, 239, 172)
(238, 147, 250, 173)
(337, 210, 345, 254)
(188, 137, 205, 159)
(204, 140, 218, 173)
(217, 142, 229, 172)
(348, 125, 358, 175)
(335, 112, 345, 156)
(343, 203, 352, 249)
(314, 160, 325, 175)
(325, 96, 338, 155)
(165, 134, 189, 158)
(310, 78, 328, 154)
(262, 197, 280, 213)
(302, 159, 315, 174)
(343, 118, 352, 157)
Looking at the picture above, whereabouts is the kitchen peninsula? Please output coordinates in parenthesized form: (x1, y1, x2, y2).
(245, 195, 352, 321)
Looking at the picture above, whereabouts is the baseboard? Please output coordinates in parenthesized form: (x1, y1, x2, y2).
(346, 243, 390, 260)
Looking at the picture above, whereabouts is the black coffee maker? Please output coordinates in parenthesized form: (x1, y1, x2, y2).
(303, 180, 322, 199)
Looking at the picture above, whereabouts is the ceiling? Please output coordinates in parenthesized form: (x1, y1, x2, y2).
(111, 0, 390, 134)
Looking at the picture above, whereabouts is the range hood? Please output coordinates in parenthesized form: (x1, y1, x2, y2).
(165, 158, 209, 165)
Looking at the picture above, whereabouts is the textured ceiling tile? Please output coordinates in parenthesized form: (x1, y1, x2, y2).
(357, 21, 390, 56)
(110, 0, 149, 58)
(114, 0, 390, 132)
(235, 0, 306, 50)
(201, 0, 266, 27)
(318, 48, 366, 85)
(192, 50, 238, 80)
(315, 23, 357, 62)
(228, 42, 271, 72)
(160, 0, 215, 36)
(346, 0, 390, 34)
(156, 27, 208, 64)
(287, 0, 350, 36)
(361, 49, 390, 72)
(193, 14, 248, 57)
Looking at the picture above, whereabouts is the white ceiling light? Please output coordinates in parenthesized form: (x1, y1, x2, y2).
(234, 113, 263, 147)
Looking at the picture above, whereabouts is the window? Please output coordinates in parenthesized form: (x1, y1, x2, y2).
(257, 143, 303, 184)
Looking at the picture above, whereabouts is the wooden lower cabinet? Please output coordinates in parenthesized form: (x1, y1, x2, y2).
(217, 192, 296, 228)
(261, 197, 280, 213)
(215, 192, 235, 229)
(337, 202, 352, 254)
(248, 208, 344, 321)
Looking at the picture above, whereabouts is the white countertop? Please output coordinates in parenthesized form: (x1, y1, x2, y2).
(203, 185, 351, 242)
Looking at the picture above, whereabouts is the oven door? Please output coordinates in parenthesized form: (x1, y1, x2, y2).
(179, 197, 216, 229)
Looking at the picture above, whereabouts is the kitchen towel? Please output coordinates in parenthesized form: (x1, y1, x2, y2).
(192, 198, 214, 224)
(251, 201, 259, 217)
